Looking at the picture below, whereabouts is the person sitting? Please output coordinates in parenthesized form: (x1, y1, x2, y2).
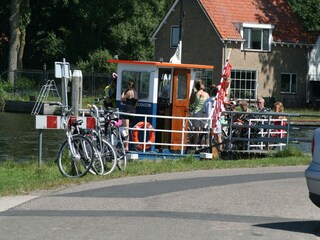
(274, 101, 285, 118)
(234, 100, 252, 125)
(256, 97, 269, 112)
(272, 101, 286, 138)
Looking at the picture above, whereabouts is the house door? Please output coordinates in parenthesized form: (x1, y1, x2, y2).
(171, 68, 191, 150)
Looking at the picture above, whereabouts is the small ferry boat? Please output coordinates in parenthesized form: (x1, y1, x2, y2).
(107, 59, 215, 159)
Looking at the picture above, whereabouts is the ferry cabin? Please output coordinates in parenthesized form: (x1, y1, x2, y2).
(107, 59, 214, 151)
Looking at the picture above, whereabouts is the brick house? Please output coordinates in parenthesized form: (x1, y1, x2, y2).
(151, 0, 318, 108)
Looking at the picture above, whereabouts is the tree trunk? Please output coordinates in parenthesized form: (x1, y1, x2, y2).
(17, 0, 29, 70)
(17, 28, 25, 70)
(8, 0, 21, 84)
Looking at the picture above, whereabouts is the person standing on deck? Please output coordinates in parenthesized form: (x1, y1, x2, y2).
(190, 81, 209, 145)
(121, 79, 137, 151)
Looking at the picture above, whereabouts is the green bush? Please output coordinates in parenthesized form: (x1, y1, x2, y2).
(77, 49, 116, 73)
(270, 146, 305, 158)
(0, 80, 13, 111)
(15, 77, 37, 91)
(0, 79, 13, 92)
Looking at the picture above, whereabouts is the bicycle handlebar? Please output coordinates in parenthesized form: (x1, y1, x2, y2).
(93, 96, 106, 104)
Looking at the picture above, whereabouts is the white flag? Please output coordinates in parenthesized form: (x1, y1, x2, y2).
(169, 40, 182, 64)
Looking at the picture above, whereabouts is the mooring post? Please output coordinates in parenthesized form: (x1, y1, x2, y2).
(72, 70, 83, 114)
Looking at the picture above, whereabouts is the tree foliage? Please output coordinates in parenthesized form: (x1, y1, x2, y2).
(288, 0, 320, 31)
(24, 0, 174, 71)
(0, 0, 317, 75)
(77, 49, 115, 74)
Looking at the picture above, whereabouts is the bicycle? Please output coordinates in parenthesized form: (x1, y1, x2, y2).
(52, 102, 95, 178)
(86, 99, 118, 175)
(104, 107, 127, 171)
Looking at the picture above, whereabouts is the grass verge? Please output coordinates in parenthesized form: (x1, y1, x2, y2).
(0, 147, 311, 197)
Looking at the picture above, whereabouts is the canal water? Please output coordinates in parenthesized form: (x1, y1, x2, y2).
(0, 112, 315, 163)
(0, 112, 64, 163)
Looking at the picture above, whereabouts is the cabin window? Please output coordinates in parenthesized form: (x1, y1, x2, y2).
(158, 72, 172, 100)
(176, 74, 187, 99)
(195, 69, 213, 91)
(121, 71, 150, 99)
(240, 23, 273, 51)
(280, 73, 297, 94)
(229, 69, 257, 101)
(170, 26, 180, 48)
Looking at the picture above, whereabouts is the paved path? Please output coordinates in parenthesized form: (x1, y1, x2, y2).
(1, 166, 320, 240)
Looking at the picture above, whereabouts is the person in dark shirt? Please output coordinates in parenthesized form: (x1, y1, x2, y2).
(121, 79, 137, 150)
(103, 73, 117, 109)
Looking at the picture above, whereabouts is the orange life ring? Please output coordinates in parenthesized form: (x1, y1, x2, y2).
(132, 121, 155, 150)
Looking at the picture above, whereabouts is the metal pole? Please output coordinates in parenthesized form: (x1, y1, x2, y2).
(61, 58, 68, 107)
(38, 129, 43, 166)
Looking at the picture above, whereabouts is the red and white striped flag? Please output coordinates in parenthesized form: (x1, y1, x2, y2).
(211, 51, 232, 131)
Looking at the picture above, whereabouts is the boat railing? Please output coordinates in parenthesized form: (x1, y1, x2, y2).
(117, 111, 212, 154)
(78, 108, 318, 157)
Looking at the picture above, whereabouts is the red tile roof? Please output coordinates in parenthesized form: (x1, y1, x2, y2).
(198, 0, 313, 44)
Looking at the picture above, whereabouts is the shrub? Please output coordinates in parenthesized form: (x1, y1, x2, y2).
(0, 80, 13, 111)
(15, 77, 37, 91)
(270, 146, 305, 158)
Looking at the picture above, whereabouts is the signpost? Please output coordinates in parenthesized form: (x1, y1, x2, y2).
(55, 58, 71, 107)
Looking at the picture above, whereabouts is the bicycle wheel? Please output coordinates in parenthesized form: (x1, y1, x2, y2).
(115, 139, 127, 171)
(99, 138, 117, 175)
(89, 147, 105, 175)
(57, 135, 94, 178)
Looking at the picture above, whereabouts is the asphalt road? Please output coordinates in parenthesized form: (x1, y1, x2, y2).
(1, 166, 320, 240)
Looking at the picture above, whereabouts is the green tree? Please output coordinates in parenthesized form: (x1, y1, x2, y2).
(3, 0, 174, 72)
(76, 49, 115, 74)
(288, 0, 320, 31)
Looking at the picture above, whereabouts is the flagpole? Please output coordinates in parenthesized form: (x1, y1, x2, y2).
(170, 0, 183, 63)
(179, 0, 183, 41)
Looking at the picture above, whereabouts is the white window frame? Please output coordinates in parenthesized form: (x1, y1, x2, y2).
(230, 69, 258, 101)
(170, 25, 180, 48)
(280, 73, 297, 94)
(240, 23, 274, 52)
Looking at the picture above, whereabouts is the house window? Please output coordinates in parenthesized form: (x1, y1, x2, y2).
(280, 73, 297, 94)
(241, 23, 273, 51)
(229, 69, 257, 101)
(170, 26, 180, 48)
(243, 28, 271, 51)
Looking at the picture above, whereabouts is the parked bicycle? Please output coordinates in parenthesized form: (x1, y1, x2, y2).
(85, 99, 118, 175)
(104, 107, 128, 171)
(51, 102, 95, 178)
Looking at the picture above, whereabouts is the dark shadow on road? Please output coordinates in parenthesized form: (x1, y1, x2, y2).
(54, 171, 303, 198)
(255, 221, 320, 237)
(0, 209, 308, 226)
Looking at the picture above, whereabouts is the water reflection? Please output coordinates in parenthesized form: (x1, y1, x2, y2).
(0, 112, 64, 163)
